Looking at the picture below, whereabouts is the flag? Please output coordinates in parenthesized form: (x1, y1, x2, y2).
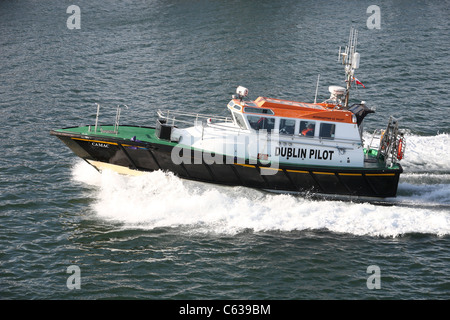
(353, 77, 365, 88)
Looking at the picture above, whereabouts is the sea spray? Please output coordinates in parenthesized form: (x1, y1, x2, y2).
(71, 132, 450, 237)
(393, 133, 449, 171)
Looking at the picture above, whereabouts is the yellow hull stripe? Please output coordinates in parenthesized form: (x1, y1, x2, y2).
(260, 167, 282, 172)
(72, 137, 118, 145)
(286, 169, 309, 174)
(234, 163, 256, 168)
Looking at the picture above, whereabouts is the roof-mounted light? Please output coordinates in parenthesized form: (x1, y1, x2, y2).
(235, 86, 248, 100)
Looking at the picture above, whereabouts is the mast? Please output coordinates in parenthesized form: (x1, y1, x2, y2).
(338, 28, 360, 108)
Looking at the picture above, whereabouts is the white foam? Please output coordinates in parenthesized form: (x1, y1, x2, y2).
(395, 132, 450, 172)
(71, 160, 103, 186)
(71, 143, 450, 237)
(398, 180, 450, 205)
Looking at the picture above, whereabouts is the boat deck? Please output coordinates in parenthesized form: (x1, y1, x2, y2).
(52, 125, 176, 146)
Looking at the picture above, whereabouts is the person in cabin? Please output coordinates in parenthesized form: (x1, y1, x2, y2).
(301, 123, 314, 136)
(257, 117, 267, 130)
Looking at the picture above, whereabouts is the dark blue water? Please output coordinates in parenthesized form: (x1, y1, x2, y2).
(1, 0, 449, 300)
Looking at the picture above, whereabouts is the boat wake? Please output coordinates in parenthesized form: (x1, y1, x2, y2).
(71, 133, 450, 238)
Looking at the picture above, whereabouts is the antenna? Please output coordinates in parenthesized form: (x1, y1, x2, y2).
(314, 74, 320, 104)
(338, 27, 360, 108)
(95, 103, 100, 133)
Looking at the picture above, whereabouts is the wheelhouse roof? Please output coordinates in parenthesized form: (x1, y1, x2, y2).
(230, 97, 355, 124)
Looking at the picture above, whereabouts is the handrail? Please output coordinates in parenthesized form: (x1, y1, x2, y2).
(90, 103, 129, 135)
(157, 109, 232, 122)
(157, 109, 233, 130)
(157, 109, 362, 145)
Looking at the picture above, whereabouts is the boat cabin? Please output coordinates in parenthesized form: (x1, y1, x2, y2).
(227, 96, 363, 142)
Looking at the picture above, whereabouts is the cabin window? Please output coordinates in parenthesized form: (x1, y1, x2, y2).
(279, 119, 296, 135)
(228, 101, 242, 111)
(233, 112, 247, 129)
(300, 121, 315, 137)
(247, 115, 275, 132)
(244, 107, 274, 115)
(319, 123, 336, 139)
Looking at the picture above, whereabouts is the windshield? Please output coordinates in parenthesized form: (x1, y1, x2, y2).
(247, 115, 275, 132)
(232, 112, 248, 130)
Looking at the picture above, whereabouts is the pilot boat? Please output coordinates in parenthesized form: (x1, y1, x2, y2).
(51, 29, 405, 198)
